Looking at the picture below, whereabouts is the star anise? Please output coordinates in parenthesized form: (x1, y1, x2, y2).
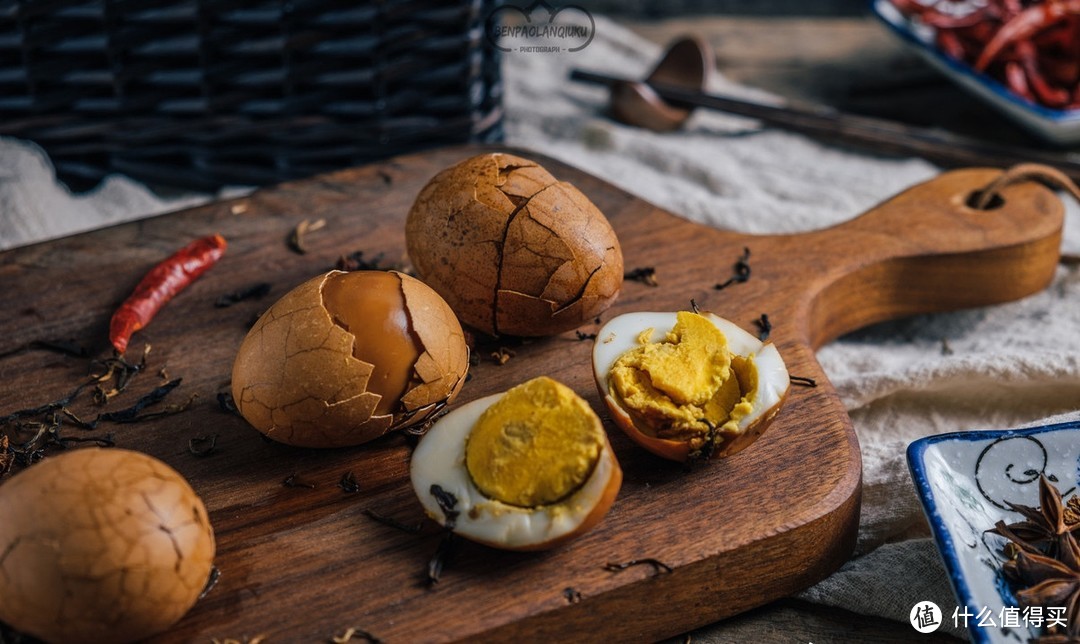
(991, 475, 1080, 559)
(1004, 534, 1080, 642)
(991, 476, 1080, 642)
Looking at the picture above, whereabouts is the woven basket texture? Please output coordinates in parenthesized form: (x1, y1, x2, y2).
(0, 0, 503, 190)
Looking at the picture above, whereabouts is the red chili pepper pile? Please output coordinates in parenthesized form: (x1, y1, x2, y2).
(890, 0, 1080, 110)
(109, 234, 227, 354)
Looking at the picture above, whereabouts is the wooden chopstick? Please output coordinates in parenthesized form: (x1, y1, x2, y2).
(569, 68, 1080, 183)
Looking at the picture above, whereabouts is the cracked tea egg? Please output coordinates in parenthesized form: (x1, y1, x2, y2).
(232, 270, 469, 448)
(0, 448, 216, 644)
(406, 152, 623, 337)
(410, 376, 621, 551)
(592, 310, 790, 462)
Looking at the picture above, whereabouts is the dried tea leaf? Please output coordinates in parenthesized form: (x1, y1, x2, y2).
(338, 471, 359, 493)
(624, 267, 658, 286)
(188, 435, 218, 457)
(715, 247, 751, 290)
(603, 558, 673, 575)
(98, 379, 182, 423)
(288, 218, 326, 254)
(215, 283, 271, 308)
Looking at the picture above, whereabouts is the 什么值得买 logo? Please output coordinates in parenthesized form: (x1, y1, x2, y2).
(486, 0, 595, 53)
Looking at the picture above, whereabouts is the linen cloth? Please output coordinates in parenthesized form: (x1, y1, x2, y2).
(3, 16, 1080, 640)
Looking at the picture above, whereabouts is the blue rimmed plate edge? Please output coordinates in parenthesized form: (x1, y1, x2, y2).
(907, 434, 990, 644)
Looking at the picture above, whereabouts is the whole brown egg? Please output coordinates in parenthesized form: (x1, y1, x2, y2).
(0, 448, 216, 643)
(406, 153, 623, 337)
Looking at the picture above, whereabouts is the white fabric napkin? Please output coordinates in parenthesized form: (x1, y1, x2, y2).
(3, 15, 1080, 641)
(0, 139, 211, 250)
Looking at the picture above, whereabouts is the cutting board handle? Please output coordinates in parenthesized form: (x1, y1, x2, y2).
(793, 168, 1064, 347)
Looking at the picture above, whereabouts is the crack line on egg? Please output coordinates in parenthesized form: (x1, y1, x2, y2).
(140, 488, 190, 573)
(315, 274, 379, 399)
(0, 535, 21, 581)
(492, 181, 560, 336)
(497, 288, 559, 306)
(396, 273, 443, 406)
(496, 164, 535, 183)
(514, 243, 574, 267)
(521, 207, 565, 242)
(324, 389, 380, 409)
(553, 262, 606, 315)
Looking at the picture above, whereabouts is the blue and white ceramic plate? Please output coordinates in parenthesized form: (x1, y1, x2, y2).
(871, 0, 1080, 144)
(908, 421, 1080, 644)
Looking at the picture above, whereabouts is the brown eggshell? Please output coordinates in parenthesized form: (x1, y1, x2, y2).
(0, 448, 215, 644)
(399, 274, 470, 412)
(600, 389, 788, 462)
(231, 270, 469, 448)
(406, 153, 623, 337)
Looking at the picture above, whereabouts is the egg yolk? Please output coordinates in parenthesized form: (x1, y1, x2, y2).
(465, 377, 603, 508)
(322, 271, 421, 416)
(609, 311, 757, 445)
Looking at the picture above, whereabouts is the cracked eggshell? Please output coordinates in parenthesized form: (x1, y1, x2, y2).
(406, 152, 623, 337)
(592, 312, 790, 462)
(231, 270, 469, 448)
(0, 448, 215, 644)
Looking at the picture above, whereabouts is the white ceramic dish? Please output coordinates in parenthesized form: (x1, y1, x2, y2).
(871, 0, 1080, 145)
(907, 421, 1080, 643)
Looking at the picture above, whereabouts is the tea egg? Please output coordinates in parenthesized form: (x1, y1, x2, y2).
(410, 376, 621, 551)
(592, 310, 790, 462)
(0, 448, 215, 643)
(232, 270, 470, 448)
(405, 153, 623, 337)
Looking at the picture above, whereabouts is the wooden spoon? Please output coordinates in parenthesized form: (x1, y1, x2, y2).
(610, 36, 713, 132)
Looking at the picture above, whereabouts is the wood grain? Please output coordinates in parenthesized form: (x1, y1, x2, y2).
(0, 145, 1062, 642)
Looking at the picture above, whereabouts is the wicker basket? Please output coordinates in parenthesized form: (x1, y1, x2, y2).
(0, 0, 503, 190)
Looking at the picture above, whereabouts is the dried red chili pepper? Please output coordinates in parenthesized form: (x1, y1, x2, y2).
(109, 234, 227, 354)
(975, 0, 1080, 72)
(891, 0, 1080, 110)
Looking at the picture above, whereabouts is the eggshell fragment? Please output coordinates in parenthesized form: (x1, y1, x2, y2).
(406, 153, 624, 337)
(0, 448, 215, 644)
(232, 270, 469, 448)
(593, 311, 790, 462)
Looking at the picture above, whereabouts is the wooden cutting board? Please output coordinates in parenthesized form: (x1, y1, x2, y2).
(0, 146, 1063, 642)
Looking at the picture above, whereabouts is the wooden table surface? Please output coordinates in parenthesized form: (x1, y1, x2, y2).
(621, 14, 1013, 644)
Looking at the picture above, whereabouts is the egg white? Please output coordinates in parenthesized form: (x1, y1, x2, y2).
(410, 392, 617, 550)
(592, 311, 789, 435)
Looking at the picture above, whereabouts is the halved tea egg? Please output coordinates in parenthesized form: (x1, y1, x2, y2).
(592, 310, 789, 462)
(410, 376, 621, 551)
